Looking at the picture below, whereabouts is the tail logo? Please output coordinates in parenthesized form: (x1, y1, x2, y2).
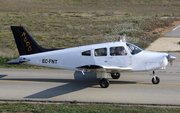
(22, 32, 32, 51)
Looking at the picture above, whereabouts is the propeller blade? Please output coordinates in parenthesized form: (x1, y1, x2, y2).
(170, 61, 173, 67)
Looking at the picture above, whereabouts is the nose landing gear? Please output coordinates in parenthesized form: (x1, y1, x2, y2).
(151, 71, 160, 84)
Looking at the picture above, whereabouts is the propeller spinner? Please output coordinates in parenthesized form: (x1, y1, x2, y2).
(167, 54, 176, 67)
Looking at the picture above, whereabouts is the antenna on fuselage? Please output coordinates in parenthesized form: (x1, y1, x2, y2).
(119, 34, 126, 42)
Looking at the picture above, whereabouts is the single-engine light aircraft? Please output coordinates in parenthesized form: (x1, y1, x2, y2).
(7, 26, 176, 88)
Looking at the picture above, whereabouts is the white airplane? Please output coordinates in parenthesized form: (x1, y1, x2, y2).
(7, 26, 176, 88)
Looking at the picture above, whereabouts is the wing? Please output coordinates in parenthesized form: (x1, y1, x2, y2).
(76, 65, 132, 73)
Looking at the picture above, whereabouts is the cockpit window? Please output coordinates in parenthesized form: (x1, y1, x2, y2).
(126, 43, 142, 55)
(94, 48, 107, 56)
(110, 46, 127, 56)
(82, 50, 91, 56)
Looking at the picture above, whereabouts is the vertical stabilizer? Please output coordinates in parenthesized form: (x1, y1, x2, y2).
(11, 26, 56, 55)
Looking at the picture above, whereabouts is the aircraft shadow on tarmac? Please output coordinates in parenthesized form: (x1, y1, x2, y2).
(0, 75, 7, 79)
(24, 71, 98, 99)
(0, 72, 136, 99)
(25, 71, 136, 99)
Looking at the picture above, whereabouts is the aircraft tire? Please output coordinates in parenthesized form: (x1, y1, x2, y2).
(152, 77, 160, 84)
(111, 73, 120, 79)
(100, 78, 109, 88)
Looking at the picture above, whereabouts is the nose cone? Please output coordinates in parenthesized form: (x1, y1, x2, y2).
(167, 54, 176, 62)
(144, 51, 168, 63)
(144, 51, 168, 70)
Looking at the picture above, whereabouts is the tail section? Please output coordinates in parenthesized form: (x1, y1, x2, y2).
(11, 26, 56, 55)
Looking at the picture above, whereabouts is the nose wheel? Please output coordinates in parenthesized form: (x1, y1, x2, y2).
(151, 71, 160, 84)
(152, 76, 160, 84)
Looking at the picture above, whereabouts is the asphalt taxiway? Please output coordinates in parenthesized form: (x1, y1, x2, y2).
(0, 52, 180, 105)
(146, 23, 180, 52)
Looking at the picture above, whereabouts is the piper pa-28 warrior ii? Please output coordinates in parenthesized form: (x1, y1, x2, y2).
(7, 26, 176, 88)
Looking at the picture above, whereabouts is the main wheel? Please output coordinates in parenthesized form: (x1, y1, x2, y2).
(100, 78, 109, 88)
(111, 73, 120, 79)
(152, 76, 160, 84)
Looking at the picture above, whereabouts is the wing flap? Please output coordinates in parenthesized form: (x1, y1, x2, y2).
(103, 66, 132, 73)
(76, 65, 132, 73)
(76, 65, 103, 70)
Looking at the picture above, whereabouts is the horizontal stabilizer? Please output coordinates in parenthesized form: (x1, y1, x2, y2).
(6, 58, 30, 64)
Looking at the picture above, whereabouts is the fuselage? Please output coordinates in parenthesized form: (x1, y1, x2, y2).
(20, 41, 169, 72)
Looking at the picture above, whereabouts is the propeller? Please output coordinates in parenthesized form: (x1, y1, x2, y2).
(167, 54, 176, 67)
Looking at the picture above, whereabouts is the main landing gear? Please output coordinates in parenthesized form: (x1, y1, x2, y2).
(151, 71, 160, 84)
(99, 72, 121, 88)
(111, 73, 121, 79)
(100, 78, 109, 88)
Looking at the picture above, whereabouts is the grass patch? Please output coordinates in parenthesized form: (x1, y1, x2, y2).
(0, 12, 175, 59)
(0, 103, 180, 113)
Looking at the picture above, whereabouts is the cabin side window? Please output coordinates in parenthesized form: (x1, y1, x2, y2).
(82, 50, 91, 56)
(94, 48, 107, 56)
(110, 46, 127, 56)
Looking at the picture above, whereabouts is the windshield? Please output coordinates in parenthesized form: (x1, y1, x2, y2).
(126, 43, 142, 55)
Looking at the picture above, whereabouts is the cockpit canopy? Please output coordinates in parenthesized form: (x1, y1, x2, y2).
(126, 43, 142, 55)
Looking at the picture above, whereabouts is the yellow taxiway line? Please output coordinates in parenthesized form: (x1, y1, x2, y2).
(1, 79, 180, 86)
